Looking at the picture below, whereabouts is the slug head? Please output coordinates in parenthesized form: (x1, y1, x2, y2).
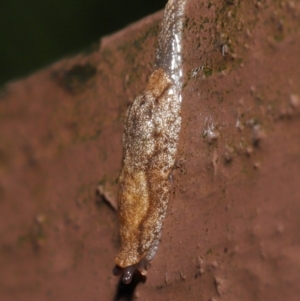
(112, 258, 150, 284)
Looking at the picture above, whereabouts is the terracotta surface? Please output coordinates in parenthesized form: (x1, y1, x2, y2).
(1, 1, 300, 300)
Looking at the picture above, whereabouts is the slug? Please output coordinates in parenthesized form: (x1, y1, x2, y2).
(113, 0, 187, 284)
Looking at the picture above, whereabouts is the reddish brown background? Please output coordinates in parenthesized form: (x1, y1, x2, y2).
(1, 1, 300, 300)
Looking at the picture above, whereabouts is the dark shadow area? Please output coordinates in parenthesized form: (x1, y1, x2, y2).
(113, 271, 146, 301)
(0, 0, 165, 86)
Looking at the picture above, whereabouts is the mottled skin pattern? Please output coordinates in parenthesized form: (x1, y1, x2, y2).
(114, 0, 186, 284)
(115, 68, 181, 266)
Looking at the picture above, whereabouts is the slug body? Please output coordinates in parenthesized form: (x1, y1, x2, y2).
(114, 0, 186, 284)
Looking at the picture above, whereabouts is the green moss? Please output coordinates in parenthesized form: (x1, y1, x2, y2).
(274, 33, 285, 42)
(226, 0, 236, 4)
(133, 23, 159, 51)
(216, 65, 227, 73)
(118, 22, 159, 65)
(203, 66, 213, 77)
(116, 23, 160, 91)
(206, 248, 213, 255)
(16, 234, 30, 245)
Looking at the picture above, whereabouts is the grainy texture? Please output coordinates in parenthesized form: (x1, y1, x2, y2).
(0, 0, 300, 300)
(114, 0, 187, 281)
(115, 68, 180, 268)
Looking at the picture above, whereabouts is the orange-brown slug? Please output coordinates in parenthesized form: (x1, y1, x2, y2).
(113, 0, 187, 284)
